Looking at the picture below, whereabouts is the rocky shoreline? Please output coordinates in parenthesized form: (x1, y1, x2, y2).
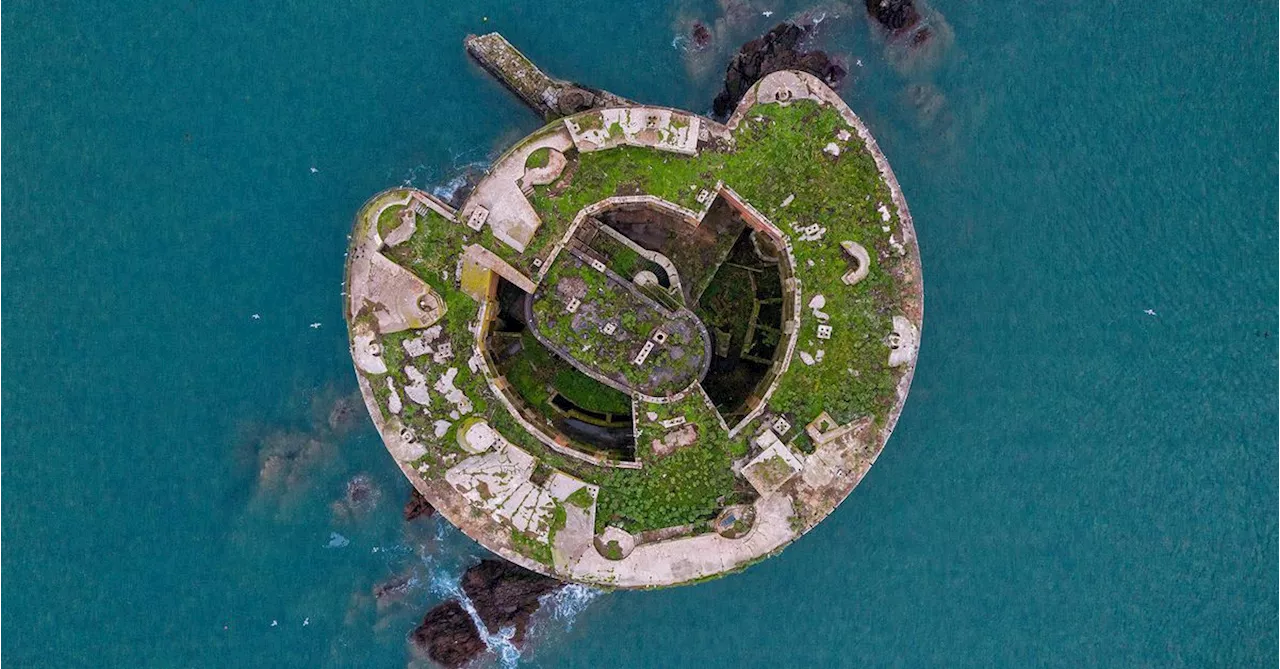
(711, 22, 846, 119)
(410, 559, 565, 667)
(404, 487, 436, 521)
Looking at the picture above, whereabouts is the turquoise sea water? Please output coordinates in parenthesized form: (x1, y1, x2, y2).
(4, 1, 1276, 667)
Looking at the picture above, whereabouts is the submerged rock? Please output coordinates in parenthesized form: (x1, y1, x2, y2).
(331, 473, 382, 521)
(373, 570, 420, 613)
(865, 0, 921, 32)
(251, 431, 335, 502)
(461, 559, 564, 646)
(410, 600, 486, 669)
(691, 21, 713, 50)
(404, 487, 436, 521)
(326, 392, 363, 435)
(712, 22, 846, 119)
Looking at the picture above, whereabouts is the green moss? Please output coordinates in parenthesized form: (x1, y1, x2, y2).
(550, 503, 567, 536)
(525, 147, 551, 170)
(384, 209, 472, 292)
(565, 486, 594, 508)
(593, 392, 746, 533)
(574, 112, 603, 132)
(509, 529, 553, 566)
(533, 254, 703, 396)
(750, 455, 793, 487)
(377, 204, 408, 238)
(697, 265, 755, 349)
(502, 330, 632, 418)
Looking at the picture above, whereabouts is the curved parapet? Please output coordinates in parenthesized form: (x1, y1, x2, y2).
(345, 50, 922, 588)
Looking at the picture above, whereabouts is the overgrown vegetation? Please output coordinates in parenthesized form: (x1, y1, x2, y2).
(510, 529, 553, 565)
(377, 204, 409, 238)
(502, 331, 632, 416)
(531, 101, 907, 428)
(565, 486, 594, 508)
(359, 97, 912, 549)
(530, 254, 705, 395)
(525, 147, 551, 170)
(592, 392, 748, 533)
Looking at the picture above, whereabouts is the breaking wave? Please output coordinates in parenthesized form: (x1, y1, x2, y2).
(542, 584, 603, 630)
(430, 166, 482, 203)
(429, 569, 522, 668)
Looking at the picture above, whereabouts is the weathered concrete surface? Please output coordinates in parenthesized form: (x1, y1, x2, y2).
(565, 107, 700, 156)
(459, 124, 574, 253)
(526, 245, 712, 399)
(382, 207, 417, 247)
(520, 148, 567, 188)
(445, 440, 580, 542)
(461, 244, 536, 293)
(465, 32, 634, 119)
(742, 438, 804, 495)
(564, 492, 798, 588)
(351, 321, 387, 374)
(345, 191, 446, 334)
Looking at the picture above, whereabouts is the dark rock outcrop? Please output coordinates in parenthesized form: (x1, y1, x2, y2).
(555, 86, 599, 116)
(865, 0, 921, 32)
(461, 559, 564, 646)
(408, 559, 564, 667)
(346, 474, 380, 508)
(711, 22, 846, 120)
(410, 601, 486, 669)
(404, 488, 436, 521)
(691, 22, 712, 50)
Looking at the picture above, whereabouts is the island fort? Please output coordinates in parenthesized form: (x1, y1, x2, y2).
(345, 34, 922, 587)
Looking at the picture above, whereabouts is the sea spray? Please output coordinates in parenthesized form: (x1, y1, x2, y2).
(542, 584, 603, 630)
(430, 160, 488, 206)
(429, 568, 522, 668)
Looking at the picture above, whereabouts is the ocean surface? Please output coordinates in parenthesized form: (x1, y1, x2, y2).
(4, 1, 1276, 667)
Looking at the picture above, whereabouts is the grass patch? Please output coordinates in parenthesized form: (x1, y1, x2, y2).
(565, 486, 594, 508)
(526, 147, 551, 170)
(502, 331, 632, 417)
(377, 204, 408, 238)
(593, 392, 747, 533)
(510, 529, 553, 566)
(531, 253, 704, 395)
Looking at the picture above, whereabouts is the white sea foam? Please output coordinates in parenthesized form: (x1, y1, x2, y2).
(430, 166, 480, 204)
(542, 584, 602, 630)
(430, 570, 522, 668)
